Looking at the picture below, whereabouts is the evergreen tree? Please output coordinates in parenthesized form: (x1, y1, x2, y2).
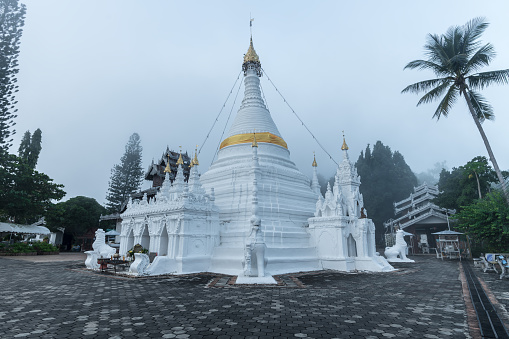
(27, 128, 41, 168)
(355, 141, 417, 245)
(0, 153, 65, 223)
(17, 129, 30, 160)
(17, 128, 42, 168)
(0, 0, 26, 159)
(105, 133, 143, 213)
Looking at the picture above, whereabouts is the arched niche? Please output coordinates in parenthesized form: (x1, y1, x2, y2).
(126, 228, 135, 253)
(141, 223, 150, 250)
(347, 234, 357, 257)
(159, 225, 168, 256)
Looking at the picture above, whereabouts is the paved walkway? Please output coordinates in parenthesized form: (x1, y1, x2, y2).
(0, 256, 472, 338)
(1, 252, 86, 262)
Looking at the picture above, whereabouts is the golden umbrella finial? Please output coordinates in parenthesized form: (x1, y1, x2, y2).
(341, 131, 349, 151)
(164, 153, 171, 173)
(176, 146, 184, 166)
(193, 145, 199, 166)
(312, 151, 317, 167)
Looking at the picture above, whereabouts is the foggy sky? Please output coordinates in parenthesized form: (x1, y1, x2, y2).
(11, 0, 509, 205)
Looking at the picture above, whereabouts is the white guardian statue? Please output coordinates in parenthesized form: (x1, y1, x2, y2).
(385, 229, 415, 263)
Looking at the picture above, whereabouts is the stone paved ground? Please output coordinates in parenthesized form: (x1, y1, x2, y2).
(470, 261, 509, 331)
(0, 256, 469, 338)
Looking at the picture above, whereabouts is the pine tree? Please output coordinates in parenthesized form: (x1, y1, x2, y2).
(17, 129, 30, 161)
(105, 133, 144, 213)
(17, 128, 42, 169)
(0, 0, 26, 159)
(356, 141, 417, 245)
(27, 128, 41, 168)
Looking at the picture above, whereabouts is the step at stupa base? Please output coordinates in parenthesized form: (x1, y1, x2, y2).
(209, 246, 321, 275)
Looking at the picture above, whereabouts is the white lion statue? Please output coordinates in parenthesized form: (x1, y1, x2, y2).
(385, 229, 415, 263)
(92, 229, 116, 258)
(84, 229, 116, 270)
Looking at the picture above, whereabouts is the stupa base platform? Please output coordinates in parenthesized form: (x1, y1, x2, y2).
(209, 246, 321, 276)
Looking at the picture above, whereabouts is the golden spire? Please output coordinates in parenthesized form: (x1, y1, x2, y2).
(243, 37, 260, 64)
(312, 152, 317, 167)
(252, 130, 258, 147)
(341, 131, 349, 150)
(176, 146, 184, 166)
(192, 145, 199, 166)
(164, 153, 171, 173)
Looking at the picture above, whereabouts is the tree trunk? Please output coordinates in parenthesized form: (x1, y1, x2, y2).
(461, 88, 509, 205)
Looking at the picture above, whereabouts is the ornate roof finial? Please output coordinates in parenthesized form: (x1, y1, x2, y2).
(341, 131, 349, 151)
(244, 37, 260, 64)
(192, 145, 199, 166)
(176, 146, 184, 166)
(252, 130, 258, 148)
(312, 152, 317, 167)
(164, 153, 171, 173)
(242, 22, 262, 77)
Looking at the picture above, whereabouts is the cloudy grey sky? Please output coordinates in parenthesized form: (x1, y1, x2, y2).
(11, 0, 509, 205)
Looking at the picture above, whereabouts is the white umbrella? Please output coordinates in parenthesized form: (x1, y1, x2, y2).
(105, 230, 121, 236)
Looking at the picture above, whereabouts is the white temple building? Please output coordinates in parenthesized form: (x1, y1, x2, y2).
(116, 37, 393, 277)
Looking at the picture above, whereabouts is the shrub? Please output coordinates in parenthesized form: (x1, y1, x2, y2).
(31, 242, 59, 253)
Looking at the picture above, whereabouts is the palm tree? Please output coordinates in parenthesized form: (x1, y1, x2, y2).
(402, 17, 509, 205)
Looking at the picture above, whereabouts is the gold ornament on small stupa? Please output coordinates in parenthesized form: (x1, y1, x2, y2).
(176, 146, 184, 166)
(164, 153, 171, 173)
(192, 146, 199, 166)
(312, 152, 317, 167)
(341, 131, 349, 150)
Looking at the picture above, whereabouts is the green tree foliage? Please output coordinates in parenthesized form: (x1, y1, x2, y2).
(402, 17, 509, 205)
(0, 154, 65, 223)
(0, 0, 26, 158)
(17, 129, 29, 160)
(46, 196, 107, 237)
(455, 191, 509, 252)
(105, 133, 143, 213)
(356, 141, 418, 244)
(28, 128, 41, 168)
(435, 156, 504, 211)
(17, 128, 42, 168)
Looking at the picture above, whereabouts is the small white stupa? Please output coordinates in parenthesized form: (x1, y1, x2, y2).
(113, 36, 393, 277)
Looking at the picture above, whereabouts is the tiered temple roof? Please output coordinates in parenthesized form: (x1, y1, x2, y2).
(384, 183, 455, 231)
(145, 147, 191, 187)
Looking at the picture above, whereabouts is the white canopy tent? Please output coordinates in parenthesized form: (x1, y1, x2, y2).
(0, 222, 51, 235)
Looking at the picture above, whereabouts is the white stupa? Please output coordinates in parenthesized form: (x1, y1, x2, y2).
(200, 38, 320, 275)
(114, 37, 393, 277)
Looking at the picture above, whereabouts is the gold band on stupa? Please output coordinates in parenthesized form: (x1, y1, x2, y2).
(220, 132, 287, 150)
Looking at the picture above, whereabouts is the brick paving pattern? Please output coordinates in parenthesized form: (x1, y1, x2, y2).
(469, 261, 509, 333)
(0, 256, 469, 338)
